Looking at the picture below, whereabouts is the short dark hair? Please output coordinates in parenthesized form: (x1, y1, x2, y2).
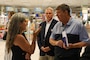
(56, 4, 70, 15)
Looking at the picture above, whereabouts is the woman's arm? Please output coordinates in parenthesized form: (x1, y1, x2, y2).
(13, 27, 41, 54)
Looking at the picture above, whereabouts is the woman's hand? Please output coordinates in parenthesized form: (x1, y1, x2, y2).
(33, 26, 41, 40)
(34, 26, 41, 36)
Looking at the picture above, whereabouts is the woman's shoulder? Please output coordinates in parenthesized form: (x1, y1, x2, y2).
(16, 34, 23, 38)
(14, 34, 26, 45)
(16, 33, 27, 40)
(14, 34, 25, 41)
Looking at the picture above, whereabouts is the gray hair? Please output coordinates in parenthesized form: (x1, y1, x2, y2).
(6, 13, 27, 53)
(45, 7, 54, 14)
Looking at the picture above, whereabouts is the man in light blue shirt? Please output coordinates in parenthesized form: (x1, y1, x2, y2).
(49, 4, 90, 60)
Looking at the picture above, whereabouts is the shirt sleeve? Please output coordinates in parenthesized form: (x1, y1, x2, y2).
(50, 22, 62, 40)
(79, 23, 90, 43)
(50, 23, 57, 40)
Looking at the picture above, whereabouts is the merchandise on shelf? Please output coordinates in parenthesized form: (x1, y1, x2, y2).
(0, 13, 8, 39)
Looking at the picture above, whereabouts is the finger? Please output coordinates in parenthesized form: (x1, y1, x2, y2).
(35, 26, 41, 35)
(63, 43, 69, 49)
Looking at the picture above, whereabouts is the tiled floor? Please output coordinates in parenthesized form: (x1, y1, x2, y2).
(0, 39, 5, 60)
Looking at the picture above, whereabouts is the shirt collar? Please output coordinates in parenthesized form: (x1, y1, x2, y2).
(46, 18, 53, 24)
(61, 17, 72, 27)
(66, 17, 72, 26)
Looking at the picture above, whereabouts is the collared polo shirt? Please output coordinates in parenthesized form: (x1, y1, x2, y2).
(50, 17, 90, 43)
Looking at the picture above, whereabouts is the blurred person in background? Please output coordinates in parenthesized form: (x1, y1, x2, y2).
(3, 11, 15, 40)
(5, 13, 41, 60)
(37, 7, 58, 60)
(6, 11, 15, 29)
(49, 4, 90, 60)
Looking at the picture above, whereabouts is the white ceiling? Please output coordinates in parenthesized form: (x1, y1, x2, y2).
(0, 0, 90, 7)
(0, 0, 90, 13)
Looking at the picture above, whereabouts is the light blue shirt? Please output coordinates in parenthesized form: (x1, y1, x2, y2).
(50, 17, 90, 43)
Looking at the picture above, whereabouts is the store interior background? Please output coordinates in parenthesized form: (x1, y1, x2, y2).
(0, 0, 90, 60)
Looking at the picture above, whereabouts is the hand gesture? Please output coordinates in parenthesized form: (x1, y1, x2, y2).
(32, 26, 41, 41)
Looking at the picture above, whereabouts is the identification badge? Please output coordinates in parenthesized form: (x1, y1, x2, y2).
(62, 31, 69, 47)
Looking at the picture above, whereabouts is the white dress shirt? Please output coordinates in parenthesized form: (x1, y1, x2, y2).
(45, 19, 53, 37)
